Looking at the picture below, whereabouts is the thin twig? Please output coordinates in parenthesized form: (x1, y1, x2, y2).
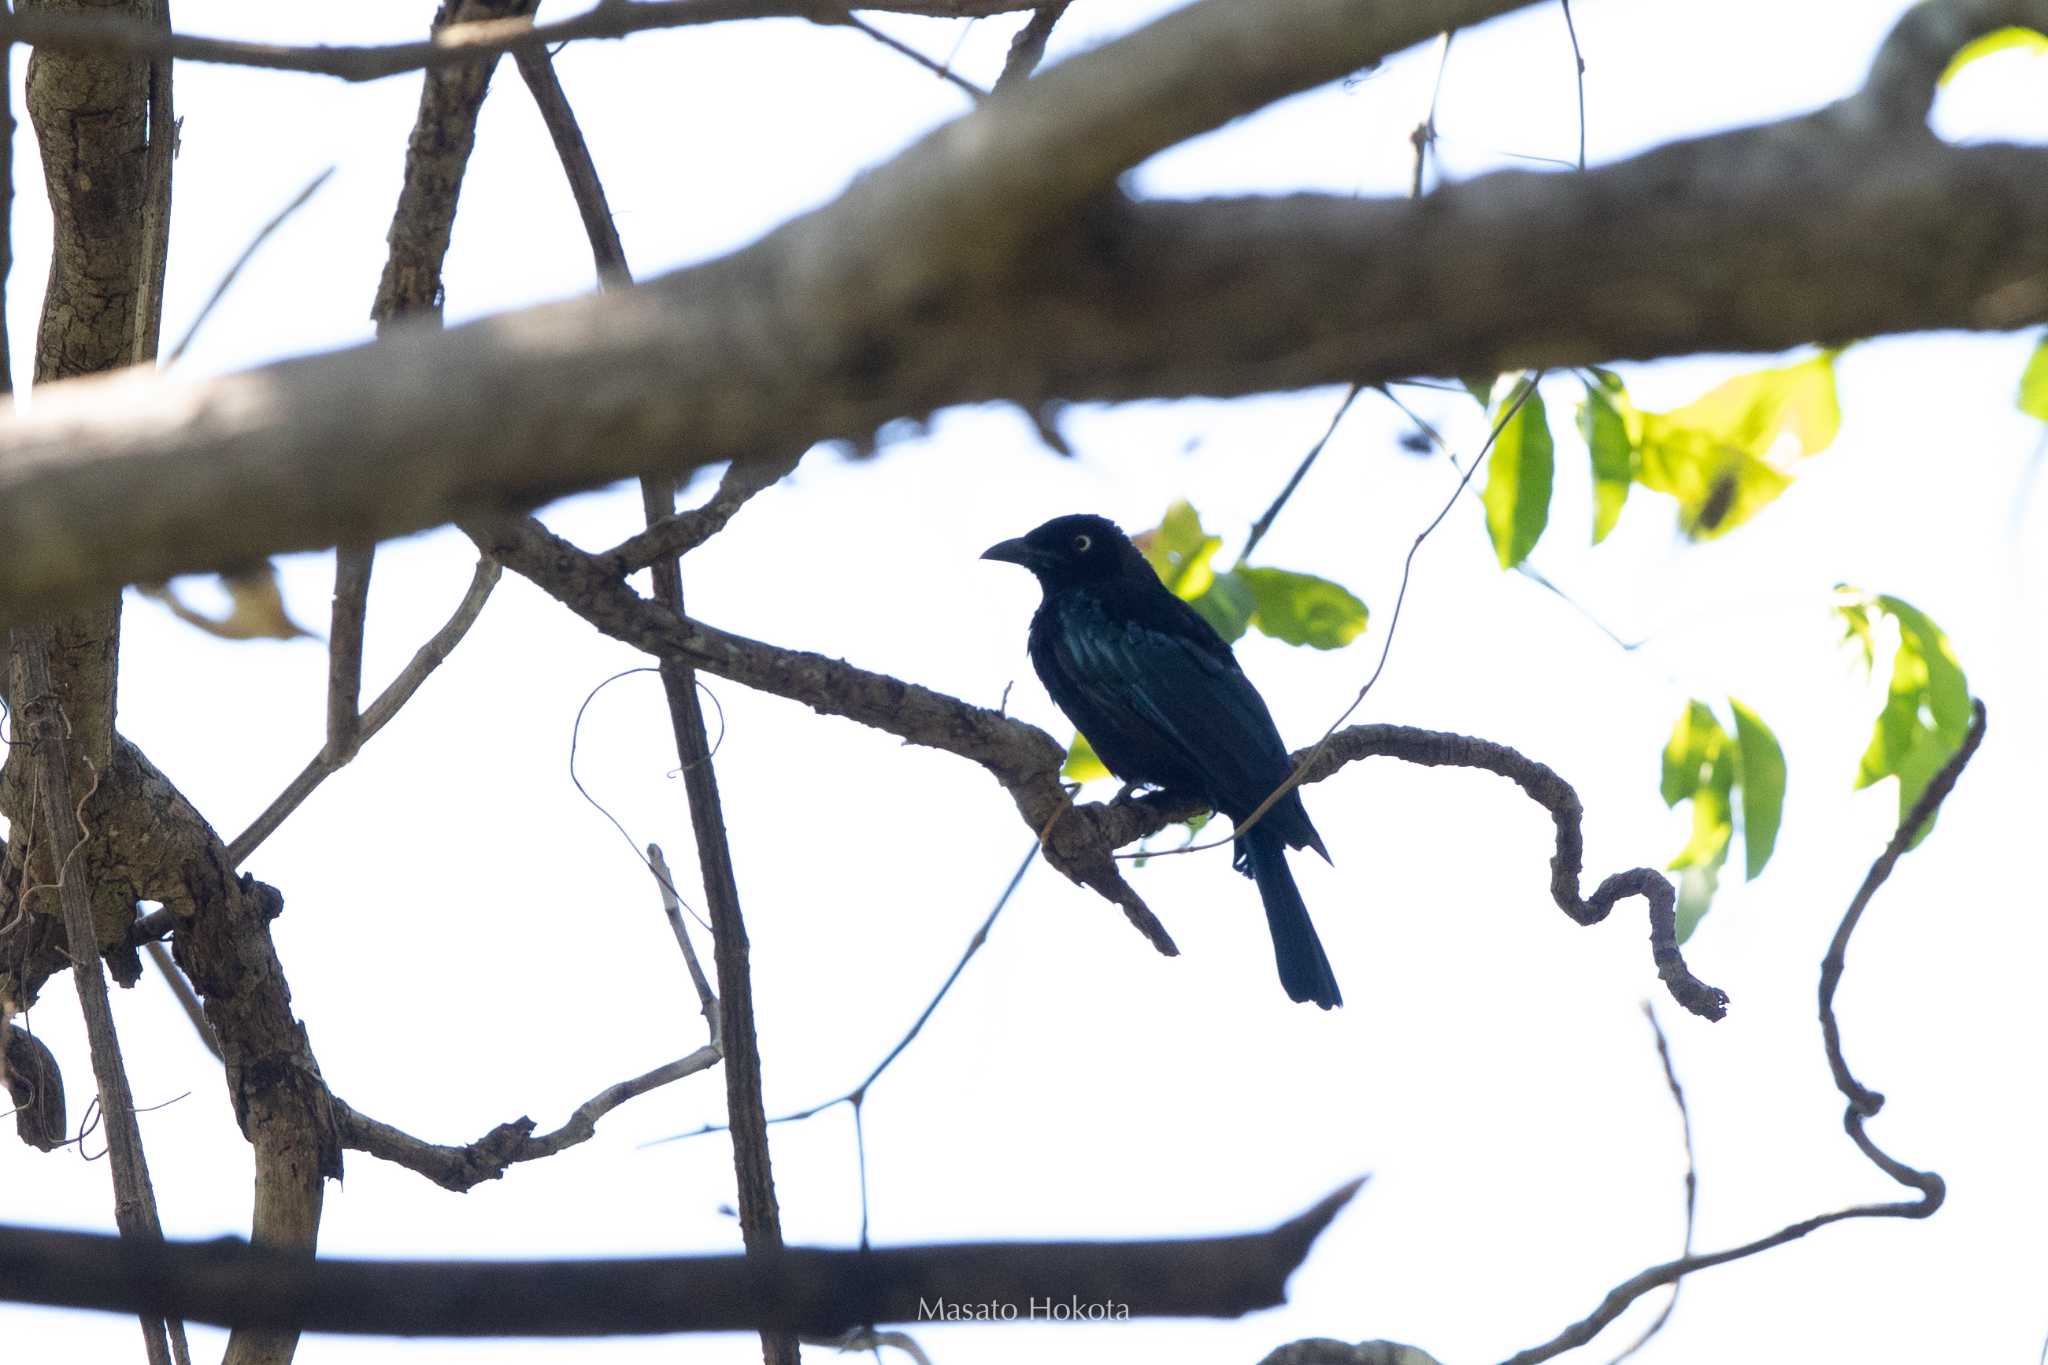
(520, 46, 798, 1364)
(991, 1, 1067, 94)
(662, 842, 1036, 1142)
(601, 449, 806, 573)
(10, 629, 176, 1365)
(325, 545, 373, 762)
(224, 557, 499, 867)
(1603, 1003, 1695, 1365)
(1410, 29, 1455, 197)
(131, 0, 172, 371)
(165, 165, 334, 366)
(1560, 0, 1587, 173)
(0, 1, 1048, 83)
(334, 1046, 721, 1193)
(649, 843, 719, 1044)
(1136, 375, 1543, 860)
(144, 940, 220, 1062)
(1241, 382, 1361, 562)
(1499, 702, 1987, 1365)
(838, 9, 988, 100)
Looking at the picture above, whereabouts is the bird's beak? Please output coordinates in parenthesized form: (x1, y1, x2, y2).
(980, 537, 1039, 568)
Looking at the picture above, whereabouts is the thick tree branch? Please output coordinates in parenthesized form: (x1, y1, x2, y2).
(0, 0, 1580, 624)
(0, 1180, 1363, 1333)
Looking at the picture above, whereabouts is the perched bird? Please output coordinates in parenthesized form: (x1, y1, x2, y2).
(981, 514, 1341, 1009)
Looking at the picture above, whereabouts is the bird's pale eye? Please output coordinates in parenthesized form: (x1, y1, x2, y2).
(1072, 533, 1092, 553)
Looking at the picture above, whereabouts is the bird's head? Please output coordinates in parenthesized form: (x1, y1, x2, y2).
(980, 514, 1139, 590)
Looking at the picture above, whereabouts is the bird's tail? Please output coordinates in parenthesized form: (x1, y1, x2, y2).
(1243, 826, 1342, 1009)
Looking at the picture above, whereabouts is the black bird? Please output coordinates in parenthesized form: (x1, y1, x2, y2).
(982, 514, 1341, 1009)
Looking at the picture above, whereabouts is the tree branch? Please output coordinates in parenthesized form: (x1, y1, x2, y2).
(223, 557, 499, 870)
(462, 512, 1179, 955)
(9, 627, 177, 1365)
(332, 1047, 722, 1194)
(0, 1180, 1364, 1334)
(0, 0, 1580, 624)
(521, 54, 799, 1358)
(1497, 701, 1987, 1365)
(0, 0, 1047, 82)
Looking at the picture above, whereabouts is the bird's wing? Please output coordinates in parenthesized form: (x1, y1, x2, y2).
(1050, 599, 1293, 815)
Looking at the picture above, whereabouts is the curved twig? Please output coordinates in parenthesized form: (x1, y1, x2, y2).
(1498, 701, 1986, 1365)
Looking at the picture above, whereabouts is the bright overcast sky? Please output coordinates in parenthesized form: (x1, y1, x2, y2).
(5, 3, 2047, 1364)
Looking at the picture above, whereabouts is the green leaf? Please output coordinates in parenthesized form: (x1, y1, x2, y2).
(1940, 25, 2048, 84)
(1462, 373, 1498, 408)
(1839, 590, 1972, 844)
(1481, 383, 1554, 568)
(1235, 567, 1368, 649)
(1190, 569, 1257, 643)
(2020, 336, 2048, 421)
(1729, 698, 1785, 880)
(1062, 731, 1110, 783)
(1578, 370, 1637, 543)
(1137, 500, 1222, 599)
(1635, 352, 1839, 539)
(1675, 862, 1719, 944)
(1660, 699, 1726, 806)
(1661, 701, 1733, 932)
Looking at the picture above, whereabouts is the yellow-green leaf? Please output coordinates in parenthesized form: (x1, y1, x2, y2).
(1136, 500, 1221, 599)
(1675, 862, 1719, 943)
(1729, 698, 1785, 880)
(1191, 569, 1258, 643)
(1236, 567, 1368, 649)
(2020, 336, 2048, 421)
(1661, 699, 1727, 806)
(1481, 383, 1554, 568)
(1635, 352, 1838, 539)
(1939, 25, 2048, 84)
(1839, 590, 1972, 845)
(1062, 731, 1111, 783)
(1579, 370, 1637, 543)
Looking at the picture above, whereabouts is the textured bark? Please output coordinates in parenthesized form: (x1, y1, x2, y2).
(0, 49, 2042, 624)
(0, 0, 162, 989)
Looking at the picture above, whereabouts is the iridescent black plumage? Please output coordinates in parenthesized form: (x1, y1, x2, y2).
(982, 514, 1341, 1009)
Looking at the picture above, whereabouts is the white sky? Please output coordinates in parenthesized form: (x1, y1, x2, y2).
(4, 3, 2047, 1364)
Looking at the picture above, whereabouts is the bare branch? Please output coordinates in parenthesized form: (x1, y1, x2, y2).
(224, 555, 499, 869)
(165, 165, 335, 366)
(464, 512, 1179, 955)
(0, 1, 1048, 82)
(324, 547, 373, 762)
(0, 1179, 1364, 1333)
(993, 2, 1068, 93)
(0, 0, 1588, 624)
(649, 843, 719, 1041)
(1602, 1005, 1696, 1365)
(523, 51, 800, 1359)
(333, 1046, 721, 1194)
(10, 628, 176, 1365)
(1498, 702, 1987, 1365)
(602, 448, 808, 572)
(1095, 723, 1729, 1019)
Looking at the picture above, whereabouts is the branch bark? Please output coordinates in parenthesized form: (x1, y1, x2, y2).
(9, 628, 177, 1365)
(0, 0, 1048, 82)
(0, 1180, 1364, 1334)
